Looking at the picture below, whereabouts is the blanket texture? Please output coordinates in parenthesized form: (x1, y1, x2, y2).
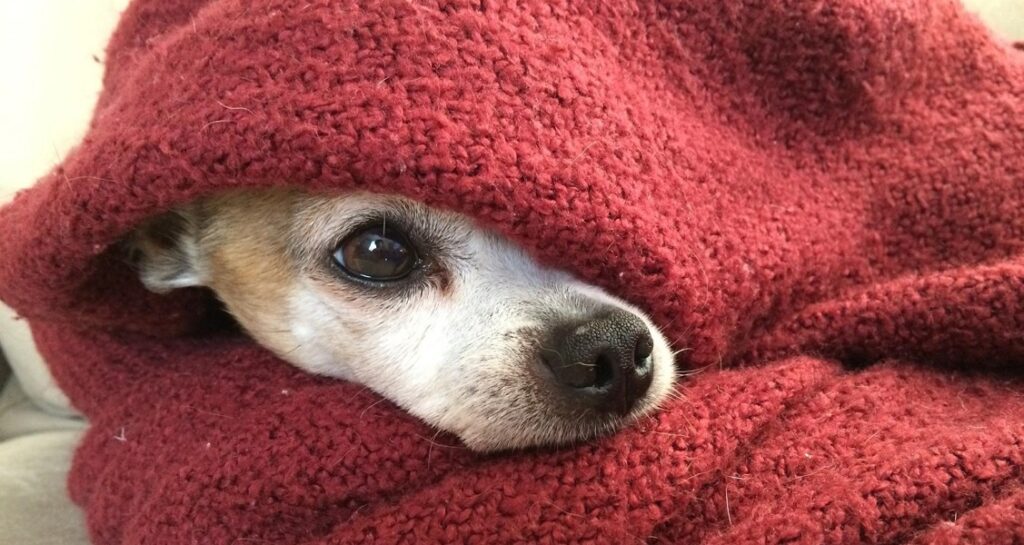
(2, 0, 1024, 543)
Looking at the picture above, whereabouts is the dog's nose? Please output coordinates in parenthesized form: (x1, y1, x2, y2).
(541, 309, 655, 415)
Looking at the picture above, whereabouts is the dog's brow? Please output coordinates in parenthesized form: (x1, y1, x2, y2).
(285, 195, 471, 291)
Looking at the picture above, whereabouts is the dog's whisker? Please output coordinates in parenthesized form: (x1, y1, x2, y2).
(130, 189, 679, 451)
(358, 397, 389, 418)
(279, 341, 306, 356)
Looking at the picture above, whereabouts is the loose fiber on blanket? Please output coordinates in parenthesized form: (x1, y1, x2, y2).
(2, 0, 1024, 543)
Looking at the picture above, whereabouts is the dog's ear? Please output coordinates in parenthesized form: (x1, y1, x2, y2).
(128, 207, 206, 293)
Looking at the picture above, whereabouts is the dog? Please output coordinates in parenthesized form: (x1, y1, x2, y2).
(130, 189, 675, 451)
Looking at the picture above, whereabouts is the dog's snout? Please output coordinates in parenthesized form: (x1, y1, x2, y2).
(541, 309, 655, 415)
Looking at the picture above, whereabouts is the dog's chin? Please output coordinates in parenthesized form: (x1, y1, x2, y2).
(452, 402, 658, 453)
(429, 343, 676, 453)
(449, 380, 674, 453)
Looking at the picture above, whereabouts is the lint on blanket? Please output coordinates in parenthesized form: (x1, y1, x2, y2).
(1, 0, 1023, 543)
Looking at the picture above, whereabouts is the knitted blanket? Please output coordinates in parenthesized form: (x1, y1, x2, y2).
(2, 0, 1024, 543)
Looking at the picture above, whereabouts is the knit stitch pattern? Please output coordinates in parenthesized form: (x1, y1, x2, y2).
(1, 0, 1024, 543)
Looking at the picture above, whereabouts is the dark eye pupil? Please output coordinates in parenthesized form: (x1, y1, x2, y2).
(334, 226, 416, 281)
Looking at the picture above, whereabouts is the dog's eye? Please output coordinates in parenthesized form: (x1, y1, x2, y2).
(333, 225, 417, 281)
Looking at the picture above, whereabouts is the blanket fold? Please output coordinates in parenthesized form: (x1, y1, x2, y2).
(2, 0, 1024, 543)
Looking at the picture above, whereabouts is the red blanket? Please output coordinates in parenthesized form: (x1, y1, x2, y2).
(2, 0, 1024, 543)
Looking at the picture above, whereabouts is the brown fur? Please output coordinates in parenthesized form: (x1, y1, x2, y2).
(138, 190, 300, 349)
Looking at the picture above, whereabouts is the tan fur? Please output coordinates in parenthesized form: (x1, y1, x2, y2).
(195, 191, 299, 353)
(130, 189, 676, 451)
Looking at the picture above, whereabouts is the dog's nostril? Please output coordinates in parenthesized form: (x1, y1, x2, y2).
(542, 352, 600, 389)
(541, 309, 656, 414)
(592, 354, 615, 389)
(634, 331, 654, 372)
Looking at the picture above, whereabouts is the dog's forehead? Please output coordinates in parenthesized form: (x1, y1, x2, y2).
(292, 192, 472, 245)
(132, 190, 675, 450)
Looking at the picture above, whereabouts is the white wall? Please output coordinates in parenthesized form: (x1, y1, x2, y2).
(0, 1, 129, 204)
(965, 0, 1024, 41)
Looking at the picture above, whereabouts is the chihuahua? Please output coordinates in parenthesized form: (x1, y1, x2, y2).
(130, 189, 675, 451)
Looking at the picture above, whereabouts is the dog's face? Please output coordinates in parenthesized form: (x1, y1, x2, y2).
(132, 190, 675, 451)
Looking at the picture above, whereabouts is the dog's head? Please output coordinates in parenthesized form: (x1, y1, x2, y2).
(131, 190, 675, 451)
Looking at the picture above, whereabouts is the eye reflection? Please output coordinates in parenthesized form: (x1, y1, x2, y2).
(332, 225, 417, 281)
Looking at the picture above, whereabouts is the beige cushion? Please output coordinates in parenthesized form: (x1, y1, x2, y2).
(0, 430, 90, 545)
(0, 378, 89, 545)
(0, 305, 77, 417)
(0, 374, 86, 442)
